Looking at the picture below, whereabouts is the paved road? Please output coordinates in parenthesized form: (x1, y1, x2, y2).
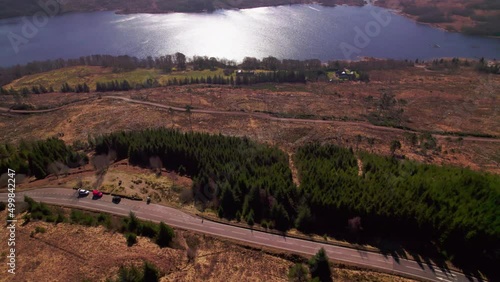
(0, 188, 480, 282)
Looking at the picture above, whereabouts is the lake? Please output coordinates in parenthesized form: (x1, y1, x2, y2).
(0, 4, 499, 67)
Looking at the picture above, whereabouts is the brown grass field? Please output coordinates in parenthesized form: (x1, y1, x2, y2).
(1, 64, 498, 174)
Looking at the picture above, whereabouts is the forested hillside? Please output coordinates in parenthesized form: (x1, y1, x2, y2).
(1, 130, 498, 275)
(294, 144, 499, 271)
(92, 130, 500, 271)
(92, 129, 297, 228)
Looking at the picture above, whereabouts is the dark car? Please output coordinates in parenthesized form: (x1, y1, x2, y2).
(112, 195, 121, 204)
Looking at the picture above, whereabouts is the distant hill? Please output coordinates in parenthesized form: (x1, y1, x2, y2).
(0, 0, 363, 19)
(376, 0, 500, 37)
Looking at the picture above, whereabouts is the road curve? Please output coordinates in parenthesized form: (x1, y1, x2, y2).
(0, 188, 480, 282)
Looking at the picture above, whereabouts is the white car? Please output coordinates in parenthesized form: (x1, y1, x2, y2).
(78, 189, 90, 196)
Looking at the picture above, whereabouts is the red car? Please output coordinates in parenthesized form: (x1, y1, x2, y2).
(92, 189, 103, 198)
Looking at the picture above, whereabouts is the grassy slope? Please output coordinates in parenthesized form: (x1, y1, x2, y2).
(5, 66, 226, 90)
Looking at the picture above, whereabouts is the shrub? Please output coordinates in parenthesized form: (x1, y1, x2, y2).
(81, 214, 96, 226)
(116, 264, 142, 282)
(143, 262, 160, 282)
(55, 213, 65, 224)
(127, 212, 141, 233)
(24, 196, 36, 211)
(70, 209, 84, 223)
(45, 215, 56, 223)
(288, 263, 309, 282)
(97, 213, 109, 223)
(140, 221, 159, 238)
(126, 233, 137, 247)
(0, 202, 5, 211)
(39, 203, 52, 216)
(22, 213, 31, 225)
(31, 211, 44, 220)
(35, 226, 46, 234)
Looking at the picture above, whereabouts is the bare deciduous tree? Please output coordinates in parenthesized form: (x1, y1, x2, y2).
(47, 161, 69, 179)
(149, 156, 163, 176)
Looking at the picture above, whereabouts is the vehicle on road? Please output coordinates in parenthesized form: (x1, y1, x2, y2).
(92, 189, 103, 199)
(112, 195, 121, 204)
(146, 196, 151, 204)
(78, 189, 90, 197)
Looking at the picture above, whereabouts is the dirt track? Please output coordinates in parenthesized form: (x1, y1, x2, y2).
(1, 95, 498, 144)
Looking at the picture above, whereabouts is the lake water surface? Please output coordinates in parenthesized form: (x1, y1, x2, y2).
(0, 4, 499, 67)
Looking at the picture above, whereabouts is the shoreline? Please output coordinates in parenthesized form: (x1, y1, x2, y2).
(87, 4, 500, 39)
(0, 2, 498, 42)
(389, 8, 500, 39)
(0, 1, 496, 37)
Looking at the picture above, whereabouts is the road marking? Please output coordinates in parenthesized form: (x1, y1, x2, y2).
(436, 277, 453, 282)
(208, 226, 224, 231)
(254, 236, 270, 240)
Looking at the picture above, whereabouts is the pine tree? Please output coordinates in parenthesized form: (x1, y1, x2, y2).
(156, 222, 174, 248)
(288, 263, 308, 282)
(308, 248, 332, 282)
(143, 262, 160, 282)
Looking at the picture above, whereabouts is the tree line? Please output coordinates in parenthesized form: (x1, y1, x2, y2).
(0, 138, 88, 179)
(0, 53, 377, 87)
(2, 53, 496, 89)
(1, 71, 322, 96)
(94, 71, 307, 92)
(1, 82, 91, 96)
